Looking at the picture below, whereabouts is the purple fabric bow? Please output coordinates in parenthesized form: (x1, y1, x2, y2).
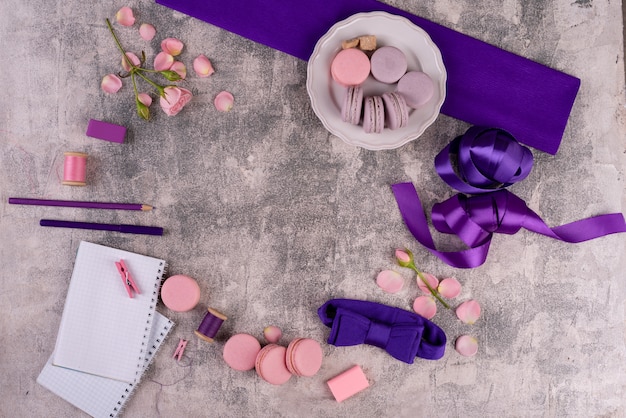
(318, 299, 447, 362)
(154, 0, 580, 154)
(392, 182, 626, 269)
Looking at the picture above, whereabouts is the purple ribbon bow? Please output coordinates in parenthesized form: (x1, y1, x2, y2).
(392, 126, 626, 268)
(318, 299, 447, 362)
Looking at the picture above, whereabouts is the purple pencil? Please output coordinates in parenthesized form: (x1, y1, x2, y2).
(8, 198, 153, 211)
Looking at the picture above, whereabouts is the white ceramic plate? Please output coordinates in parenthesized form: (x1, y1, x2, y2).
(307, 11, 447, 151)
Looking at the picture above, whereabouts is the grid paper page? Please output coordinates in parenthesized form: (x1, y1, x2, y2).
(38, 312, 174, 418)
(53, 241, 166, 383)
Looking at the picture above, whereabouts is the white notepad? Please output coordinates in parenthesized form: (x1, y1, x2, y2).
(52, 241, 167, 383)
(38, 312, 174, 418)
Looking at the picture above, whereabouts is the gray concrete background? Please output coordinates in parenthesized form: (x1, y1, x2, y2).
(1, 0, 625, 417)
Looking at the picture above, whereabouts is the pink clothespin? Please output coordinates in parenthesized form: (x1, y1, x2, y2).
(173, 338, 188, 361)
(115, 259, 140, 298)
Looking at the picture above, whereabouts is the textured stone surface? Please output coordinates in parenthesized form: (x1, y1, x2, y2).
(1, 1, 624, 417)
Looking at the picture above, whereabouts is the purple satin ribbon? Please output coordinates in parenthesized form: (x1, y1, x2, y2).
(392, 126, 626, 268)
(318, 299, 447, 362)
(154, 0, 580, 154)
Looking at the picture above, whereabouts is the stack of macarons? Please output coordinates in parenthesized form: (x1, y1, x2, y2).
(222, 326, 324, 385)
(331, 38, 435, 134)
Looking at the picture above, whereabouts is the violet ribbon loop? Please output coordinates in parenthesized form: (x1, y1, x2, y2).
(434, 126, 534, 194)
(318, 299, 447, 362)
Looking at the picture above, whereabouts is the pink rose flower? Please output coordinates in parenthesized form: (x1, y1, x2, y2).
(160, 86, 192, 116)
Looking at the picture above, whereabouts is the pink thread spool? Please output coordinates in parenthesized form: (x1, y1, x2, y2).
(62, 152, 88, 186)
(195, 307, 227, 343)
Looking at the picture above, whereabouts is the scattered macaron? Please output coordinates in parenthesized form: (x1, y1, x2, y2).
(330, 48, 371, 87)
(397, 71, 434, 108)
(160, 274, 201, 312)
(263, 325, 282, 344)
(363, 95, 384, 133)
(285, 338, 323, 377)
(223, 333, 262, 371)
(381, 92, 409, 130)
(341, 86, 363, 125)
(255, 344, 292, 385)
(369, 46, 407, 84)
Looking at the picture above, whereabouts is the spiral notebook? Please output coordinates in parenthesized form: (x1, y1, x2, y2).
(38, 312, 174, 418)
(52, 241, 167, 383)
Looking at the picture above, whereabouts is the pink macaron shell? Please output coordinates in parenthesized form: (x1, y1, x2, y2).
(370, 46, 408, 84)
(397, 71, 435, 108)
(223, 333, 262, 371)
(330, 48, 371, 87)
(160, 275, 201, 312)
(255, 344, 292, 385)
(286, 338, 323, 377)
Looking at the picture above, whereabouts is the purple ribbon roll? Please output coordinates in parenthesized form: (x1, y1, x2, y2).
(318, 299, 447, 362)
(153, 0, 580, 154)
(434, 127, 534, 194)
(392, 183, 626, 269)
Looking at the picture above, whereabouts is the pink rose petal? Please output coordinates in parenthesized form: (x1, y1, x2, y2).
(122, 52, 140, 72)
(417, 273, 439, 294)
(139, 23, 156, 41)
(101, 74, 122, 93)
(438, 277, 462, 299)
(161, 37, 184, 56)
(413, 296, 437, 319)
(455, 335, 478, 357)
(115, 6, 135, 26)
(193, 54, 215, 78)
(456, 299, 481, 325)
(263, 326, 282, 344)
(154, 51, 174, 71)
(137, 93, 152, 107)
(375, 270, 404, 293)
(214, 91, 234, 112)
(170, 61, 187, 80)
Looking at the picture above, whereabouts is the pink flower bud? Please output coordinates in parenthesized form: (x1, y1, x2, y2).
(122, 52, 140, 72)
(160, 86, 192, 116)
(154, 51, 174, 71)
(455, 335, 478, 357)
(170, 61, 187, 80)
(101, 74, 122, 93)
(456, 300, 481, 325)
(214, 91, 234, 112)
(139, 23, 156, 41)
(161, 38, 184, 56)
(193, 54, 215, 77)
(137, 93, 152, 107)
(115, 6, 135, 26)
(375, 270, 404, 293)
(413, 296, 437, 319)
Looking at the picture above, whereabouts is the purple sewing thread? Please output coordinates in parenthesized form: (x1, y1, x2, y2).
(194, 308, 227, 343)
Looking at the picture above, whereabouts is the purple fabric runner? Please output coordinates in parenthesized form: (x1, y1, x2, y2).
(318, 299, 447, 361)
(154, 0, 580, 154)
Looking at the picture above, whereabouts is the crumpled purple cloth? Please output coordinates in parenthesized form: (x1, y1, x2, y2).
(154, 0, 580, 155)
(318, 299, 447, 362)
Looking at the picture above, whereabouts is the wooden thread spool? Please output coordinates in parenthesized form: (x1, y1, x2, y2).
(195, 307, 227, 343)
(62, 152, 88, 186)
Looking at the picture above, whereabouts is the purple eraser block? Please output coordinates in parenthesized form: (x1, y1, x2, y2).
(86, 119, 126, 143)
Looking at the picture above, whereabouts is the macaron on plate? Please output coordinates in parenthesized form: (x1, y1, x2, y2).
(306, 11, 447, 150)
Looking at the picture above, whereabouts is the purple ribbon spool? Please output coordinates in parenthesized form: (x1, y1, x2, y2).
(195, 308, 227, 343)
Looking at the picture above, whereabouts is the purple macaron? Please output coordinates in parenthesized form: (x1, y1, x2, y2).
(370, 46, 408, 84)
(341, 86, 363, 125)
(397, 71, 435, 108)
(382, 92, 409, 130)
(363, 96, 384, 134)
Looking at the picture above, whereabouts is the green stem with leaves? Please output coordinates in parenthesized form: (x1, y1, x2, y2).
(412, 266, 450, 309)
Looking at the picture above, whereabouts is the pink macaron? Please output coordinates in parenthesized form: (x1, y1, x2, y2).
(285, 338, 323, 377)
(341, 86, 363, 125)
(370, 46, 408, 84)
(382, 92, 409, 130)
(255, 344, 292, 385)
(223, 333, 262, 371)
(397, 71, 435, 108)
(160, 274, 201, 312)
(363, 95, 384, 134)
(331, 48, 371, 87)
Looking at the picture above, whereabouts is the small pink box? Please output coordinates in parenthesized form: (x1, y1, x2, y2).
(327, 365, 370, 402)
